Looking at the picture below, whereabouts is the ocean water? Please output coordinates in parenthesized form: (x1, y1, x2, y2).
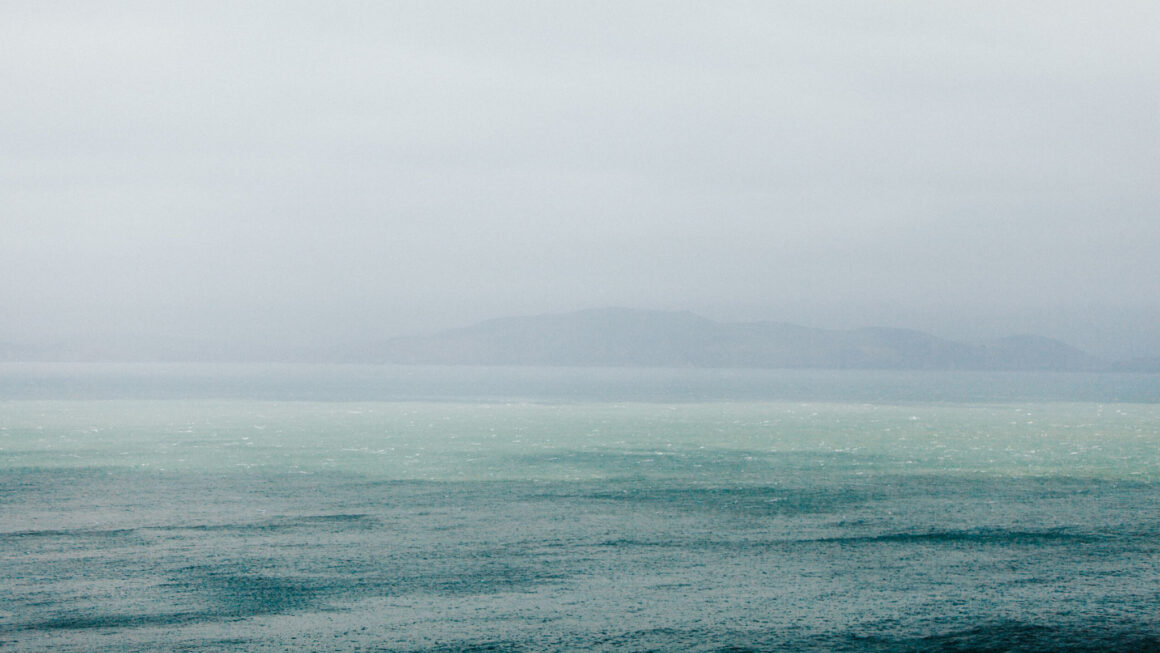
(2, 365, 1159, 651)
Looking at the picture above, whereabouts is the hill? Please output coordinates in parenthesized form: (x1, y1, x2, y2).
(366, 308, 1103, 371)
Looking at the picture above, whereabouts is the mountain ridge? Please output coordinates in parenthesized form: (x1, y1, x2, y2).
(367, 307, 1110, 371)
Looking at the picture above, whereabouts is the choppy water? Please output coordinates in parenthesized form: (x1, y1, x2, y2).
(2, 366, 1159, 651)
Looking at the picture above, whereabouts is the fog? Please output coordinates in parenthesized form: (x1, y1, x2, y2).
(3, 2, 1159, 360)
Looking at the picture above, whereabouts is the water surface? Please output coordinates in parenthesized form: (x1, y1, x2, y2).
(2, 366, 1158, 650)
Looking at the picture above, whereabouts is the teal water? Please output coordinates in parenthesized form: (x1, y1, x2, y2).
(3, 362, 1159, 403)
(2, 366, 1159, 650)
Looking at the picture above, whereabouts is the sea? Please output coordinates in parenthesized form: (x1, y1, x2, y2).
(2, 363, 1158, 651)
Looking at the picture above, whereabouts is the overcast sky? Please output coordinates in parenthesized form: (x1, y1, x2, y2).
(3, 2, 1159, 358)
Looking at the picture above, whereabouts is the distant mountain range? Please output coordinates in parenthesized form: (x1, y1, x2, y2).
(365, 307, 1146, 371)
(5, 308, 1158, 370)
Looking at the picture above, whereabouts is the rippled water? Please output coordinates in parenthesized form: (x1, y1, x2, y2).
(2, 367, 1159, 651)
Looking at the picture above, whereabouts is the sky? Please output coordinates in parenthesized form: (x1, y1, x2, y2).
(3, 2, 1159, 359)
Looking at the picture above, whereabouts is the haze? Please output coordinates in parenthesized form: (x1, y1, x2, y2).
(3, 2, 1159, 360)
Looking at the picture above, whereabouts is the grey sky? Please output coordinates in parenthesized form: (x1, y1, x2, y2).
(3, 2, 1159, 358)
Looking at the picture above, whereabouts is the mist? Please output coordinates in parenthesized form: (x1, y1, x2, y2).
(4, 2, 1159, 360)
